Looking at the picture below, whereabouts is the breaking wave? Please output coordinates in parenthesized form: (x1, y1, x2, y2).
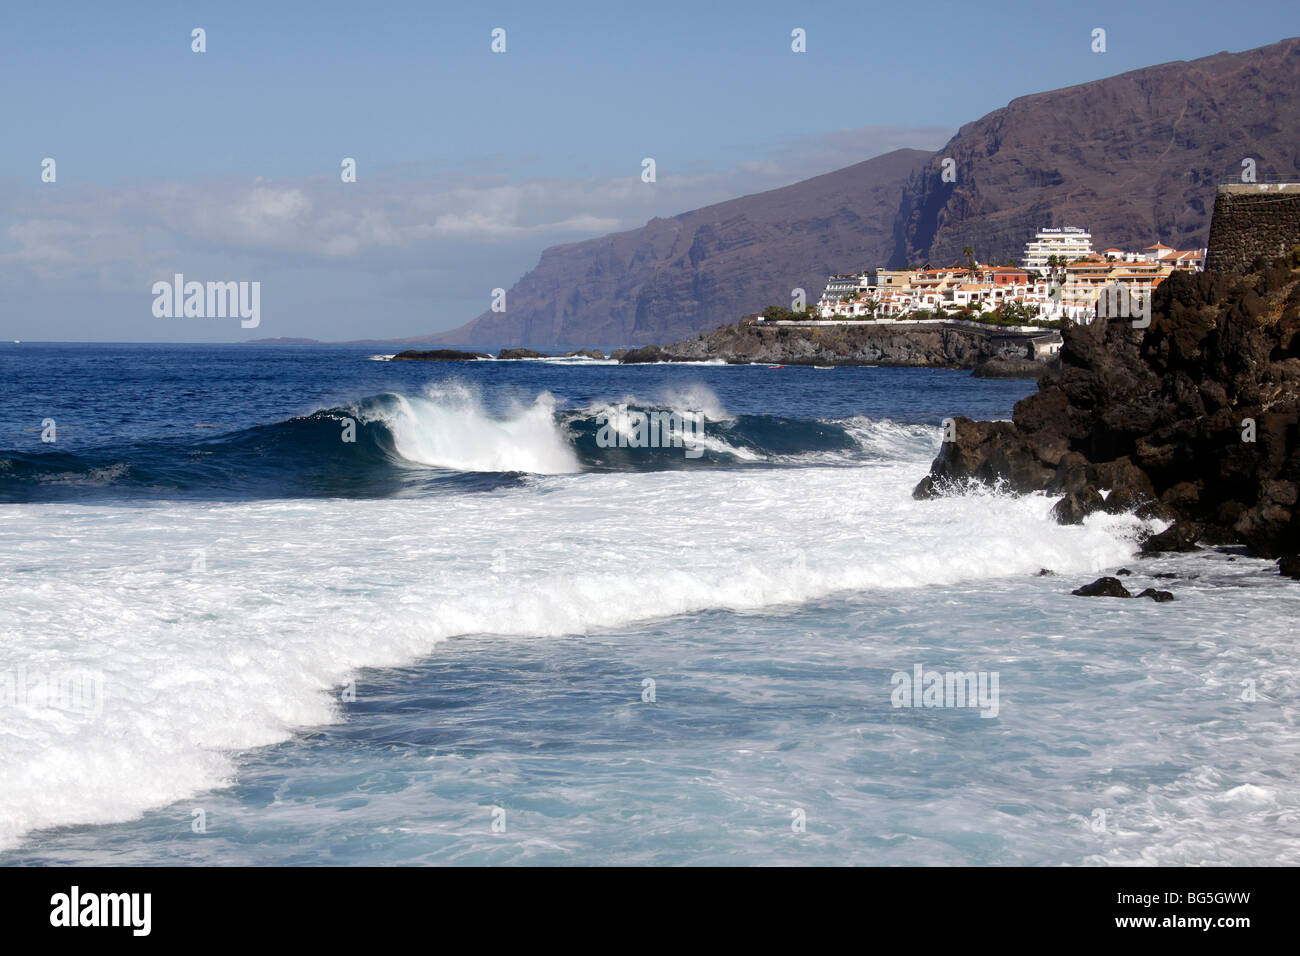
(0, 385, 939, 501)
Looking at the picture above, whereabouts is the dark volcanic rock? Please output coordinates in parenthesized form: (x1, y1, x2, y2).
(1051, 486, 1105, 525)
(915, 250, 1300, 561)
(498, 348, 550, 359)
(1141, 521, 1203, 554)
(972, 356, 1055, 379)
(913, 418, 1052, 497)
(1135, 588, 1176, 602)
(565, 349, 606, 359)
(621, 323, 1058, 370)
(620, 346, 666, 364)
(1072, 577, 1133, 598)
(390, 349, 490, 361)
(1278, 555, 1300, 579)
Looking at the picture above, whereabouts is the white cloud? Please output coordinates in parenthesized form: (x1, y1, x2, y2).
(0, 124, 952, 336)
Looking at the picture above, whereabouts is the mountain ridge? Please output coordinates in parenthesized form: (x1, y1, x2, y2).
(415, 36, 1300, 348)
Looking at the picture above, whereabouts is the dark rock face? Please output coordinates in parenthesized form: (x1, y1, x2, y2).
(1140, 521, 1203, 554)
(1071, 577, 1174, 600)
(914, 251, 1300, 560)
(914, 418, 1054, 495)
(1279, 555, 1300, 578)
(1073, 577, 1133, 598)
(619, 346, 667, 364)
(623, 324, 1057, 370)
(498, 348, 550, 359)
(972, 356, 1054, 379)
(390, 349, 490, 361)
(1051, 486, 1105, 525)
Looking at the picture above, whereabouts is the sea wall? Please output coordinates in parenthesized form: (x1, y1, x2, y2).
(1205, 183, 1300, 273)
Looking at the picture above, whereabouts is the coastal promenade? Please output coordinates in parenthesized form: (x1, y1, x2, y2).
(756, 316, 1055, 335)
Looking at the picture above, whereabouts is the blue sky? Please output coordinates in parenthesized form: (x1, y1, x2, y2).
(3, 0, 1299, 342)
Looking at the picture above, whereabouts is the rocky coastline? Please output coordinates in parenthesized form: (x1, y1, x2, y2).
(913, 250, 1300, 573)
(387, 325, 1061, 372)
(390, 347, 617, 361)
(616, 321, 1060, 371)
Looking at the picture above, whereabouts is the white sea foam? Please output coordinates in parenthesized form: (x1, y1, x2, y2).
(0, 442, 1162, 852)
(593, 383, 730, 422)
(363, 383, 580, 474)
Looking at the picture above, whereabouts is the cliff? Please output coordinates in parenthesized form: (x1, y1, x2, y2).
(424, 148, 929, 347)
(421, 37, 1300, 348)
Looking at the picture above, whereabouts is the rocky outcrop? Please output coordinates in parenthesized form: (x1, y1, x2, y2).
(390, 349, 490, 361)
(972, 356, 1056, 379)
(915, 250, 1300, 559)
(498, 348, 550, 359)
(617, 322, 1058, 369)
(1071, 576, 1175, 600)
(1072, 577, 1133, 598)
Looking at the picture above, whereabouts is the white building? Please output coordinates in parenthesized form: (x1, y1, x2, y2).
(1021, 227, 1095, 271)
(820, 274, 866, 303)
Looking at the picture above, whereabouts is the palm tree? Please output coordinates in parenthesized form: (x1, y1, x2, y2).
(963, 245, 976, 277)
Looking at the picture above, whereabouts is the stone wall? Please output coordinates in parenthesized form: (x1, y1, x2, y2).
(1205, 184, 1300, 273)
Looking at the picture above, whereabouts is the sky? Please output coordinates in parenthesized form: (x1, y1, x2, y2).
(2, 0, 1299, 343)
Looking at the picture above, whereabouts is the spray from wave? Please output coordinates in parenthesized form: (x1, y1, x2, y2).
(0, 384, 918, 500)
(366, 384, 579, 474)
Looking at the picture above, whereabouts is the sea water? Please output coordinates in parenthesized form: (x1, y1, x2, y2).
(0, 344, 1296, 865)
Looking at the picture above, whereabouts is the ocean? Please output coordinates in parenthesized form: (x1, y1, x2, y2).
(1, 343, 1296, 865)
